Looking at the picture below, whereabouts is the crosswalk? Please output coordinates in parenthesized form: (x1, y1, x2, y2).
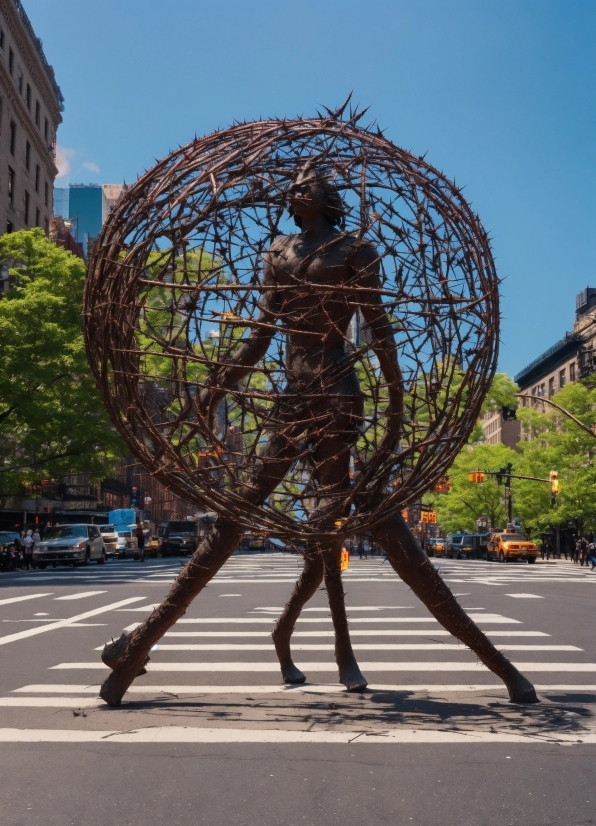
(1, 554, 594, 744)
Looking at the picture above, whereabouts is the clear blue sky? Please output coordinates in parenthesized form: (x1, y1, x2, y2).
(25, 0, 596, 378)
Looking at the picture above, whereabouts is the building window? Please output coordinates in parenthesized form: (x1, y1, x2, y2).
(548, 377, 555, 397)
(35, 100, 40, 127)
(44, 117, 48, 142)
(35, 207, 40, 227)
(0, 28, 4, 49)
(18, 71, 22, 94)
(25, 140, 31, 171)
(26, 83, 31, 110)
(44, 181, 49, 206)
(44, 217, 49, 235)
(34, 164, 40, 193)
(8, 166, 14, 206)
(570, 362, 576, 382)
(8, 48, 13, 75)
(539, 383, 545, 397)
(9, 120, 16, 155)
(24, 191, 30, 225)
(6, 221, 13, 233)
(559, 369, 566, 389)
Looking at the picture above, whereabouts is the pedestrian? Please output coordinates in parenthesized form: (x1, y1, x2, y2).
(587, 540, 596, 570)
(21, 530, 34, 570)
(572, 539, 580, 564)
(579, 536, 588, 567)
(135, 524, 146, 563)
(538, 539, 545, 560)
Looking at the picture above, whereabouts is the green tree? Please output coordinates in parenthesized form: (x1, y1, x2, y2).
(426, 442, 518, 534)
(0, 229, 126, 497)
(515, 381, 596, 536)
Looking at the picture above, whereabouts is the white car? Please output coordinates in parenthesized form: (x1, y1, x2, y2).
(34, 524, 106, 568)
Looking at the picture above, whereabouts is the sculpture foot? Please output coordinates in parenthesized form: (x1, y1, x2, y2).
(339, 660, 368, 692)
(506, 672, 539, 704)
(99, 631, 151, 706)
(281, 662, 307, 684)
(99, 668, 133, 707)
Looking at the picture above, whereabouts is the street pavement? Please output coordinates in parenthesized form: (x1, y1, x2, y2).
(0, 553, 594, 826)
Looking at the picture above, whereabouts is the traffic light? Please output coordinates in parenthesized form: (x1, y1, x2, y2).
(502, 406, 517, 421)
(401, 509, 409, 521)
(549, 470, 559, 505)
(432, 477, 451, 493)
(468, 471, 485, 483)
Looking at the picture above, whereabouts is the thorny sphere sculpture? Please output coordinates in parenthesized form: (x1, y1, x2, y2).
(85, 106, 499, 542)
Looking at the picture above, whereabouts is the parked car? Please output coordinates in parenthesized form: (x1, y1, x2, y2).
(99, 525, 119, 559)
(445, 533, 490, 559)
(114, 526, 139, 559)
(33, 524, 106, 568)
(160, 521, 200, 557)
(486, 532, 538, 563)
(425, 537, 446, 557)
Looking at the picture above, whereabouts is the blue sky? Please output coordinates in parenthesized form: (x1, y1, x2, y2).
(25, 0, 596, 377)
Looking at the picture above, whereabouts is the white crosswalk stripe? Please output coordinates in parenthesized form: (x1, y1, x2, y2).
(2, 554, 594, 745)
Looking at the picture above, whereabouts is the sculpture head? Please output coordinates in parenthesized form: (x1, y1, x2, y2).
(288, 167, 346, 229)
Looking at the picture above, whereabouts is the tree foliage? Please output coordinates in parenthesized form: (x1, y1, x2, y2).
(0, 230, 126, 498)
(427, 375, 596, 538)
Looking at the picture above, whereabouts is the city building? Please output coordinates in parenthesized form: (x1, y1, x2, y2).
(0, 0, 63, 235)
(53, 184, 67, 218)
(514, 288, 596, 399)
(102, 182, 126, 223)
(68, 183, 101, 254)
(481, 288, 596, 447)
(49, 215, 84, 259)
(481, 409, 521, 449)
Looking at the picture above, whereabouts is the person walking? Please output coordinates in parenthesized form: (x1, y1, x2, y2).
(587, 539, 596, 570)
(580, 536, 589, 567)
(21, 530, 34, 570)
(135, 524, 146, 563)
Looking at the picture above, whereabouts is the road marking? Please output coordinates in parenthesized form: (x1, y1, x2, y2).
(54, 591, 107, 601)
(160, 630, 549, 638)
(0, 727, 592, 744)
(219, 594, 242, 597)
(144, 614, 521, 625)
(114, 643, 580, 652)
(13, 683, 596, 695)
(505, 594, 543, 599)
(0, 598, 145, 647)
(0, 593, 52, 606)
(50, 661, 596, 672)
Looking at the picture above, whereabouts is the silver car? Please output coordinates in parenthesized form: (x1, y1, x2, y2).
(33, 524, 106, 568)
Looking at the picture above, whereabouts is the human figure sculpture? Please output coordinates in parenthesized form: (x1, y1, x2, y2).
(99, 168, 538, 706)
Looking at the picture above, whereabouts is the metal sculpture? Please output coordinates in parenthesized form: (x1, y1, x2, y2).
(84, 101, 538, 706)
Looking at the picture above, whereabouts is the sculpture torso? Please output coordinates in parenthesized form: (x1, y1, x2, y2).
(265, 231, 377, 387)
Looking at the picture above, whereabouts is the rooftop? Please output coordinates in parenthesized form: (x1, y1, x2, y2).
(13, 0, 64, 111)
(514, 332, 582, 387)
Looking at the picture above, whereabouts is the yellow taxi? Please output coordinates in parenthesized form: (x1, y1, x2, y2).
(486, 532, 538, 564)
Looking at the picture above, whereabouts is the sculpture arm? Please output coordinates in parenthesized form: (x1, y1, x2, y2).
(198, 252, 279, 422)
(355, 244, 403, 443)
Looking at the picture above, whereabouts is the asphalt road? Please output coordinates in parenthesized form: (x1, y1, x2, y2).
(0, 553, 594, 826)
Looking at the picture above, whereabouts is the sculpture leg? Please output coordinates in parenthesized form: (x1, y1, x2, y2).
(322, 544, 368, 691)
(100, 430, 299, 706)
(272, 547, 325, 683)
(371, 513, 538, 703)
